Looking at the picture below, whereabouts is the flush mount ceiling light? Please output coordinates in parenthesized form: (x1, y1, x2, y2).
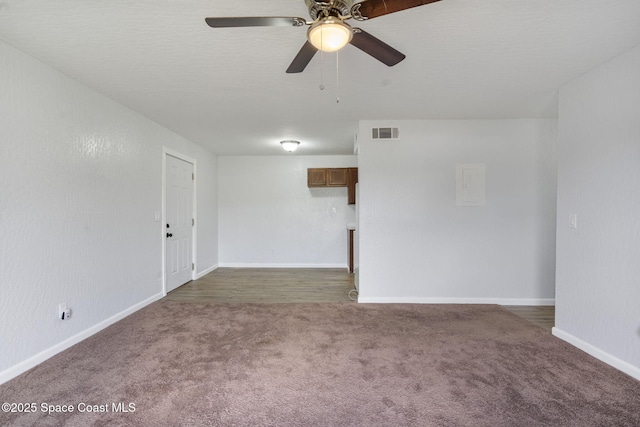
(280, 140, 300, 152)
(307, 16, 353, 52)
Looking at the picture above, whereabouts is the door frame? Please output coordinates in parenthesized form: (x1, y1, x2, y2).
(162, 147, 197, 296)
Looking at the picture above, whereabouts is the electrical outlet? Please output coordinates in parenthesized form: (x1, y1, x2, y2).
(58, 303, 71, 320)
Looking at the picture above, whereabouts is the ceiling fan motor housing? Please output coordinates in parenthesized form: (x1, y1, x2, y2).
(305, 0, 353, 20)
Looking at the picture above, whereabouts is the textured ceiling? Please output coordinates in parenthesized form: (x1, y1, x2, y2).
(1, 0, 640, 155)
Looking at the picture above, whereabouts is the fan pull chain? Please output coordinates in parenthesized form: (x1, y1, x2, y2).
(319, 48, 325, 91)
(319, 25, 325, 91)
(336, 50, 340, 103)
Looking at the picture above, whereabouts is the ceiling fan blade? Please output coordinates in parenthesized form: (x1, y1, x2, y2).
(349, 29, 406, 67)
(286, 41, 318, 73)
(351, 0, 441, 20)
(205, 16, 307, 28)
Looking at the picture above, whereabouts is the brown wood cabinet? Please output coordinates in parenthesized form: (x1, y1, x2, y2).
(307, 167, 358, 204)
(348, 228, 355, 273)
(327, 168, 348, 186)
(307, 168, 328, 187)
(347, 167, 358, 205)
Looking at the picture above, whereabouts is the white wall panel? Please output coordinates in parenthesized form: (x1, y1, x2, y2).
(357, 119, 557, 304)
(556, 43, 640, 377)
(0, 40, 218, 383)
(218, 156, 357, 267)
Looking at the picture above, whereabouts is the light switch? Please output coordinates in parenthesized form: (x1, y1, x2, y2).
(569, 214, 578, 229)
(154, 211, 161, 222)
(456, 164, 486, 206)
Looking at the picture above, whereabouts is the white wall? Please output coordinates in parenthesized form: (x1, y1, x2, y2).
(0, 40, 218, 383)
(191, 152, 219, 277)
(555, 44, 640, 379)
(218, 155, 357, 267)
(357, 119, 557, 304)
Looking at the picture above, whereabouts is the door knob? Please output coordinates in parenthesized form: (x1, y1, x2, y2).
(166, 233, 173, 238)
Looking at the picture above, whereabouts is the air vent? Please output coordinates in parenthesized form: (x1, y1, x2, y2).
(372, 127, 399, 139)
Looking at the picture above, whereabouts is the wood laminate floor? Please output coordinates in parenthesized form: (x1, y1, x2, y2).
(164, 268, 356, 304)
(503, 305, 555, 332)
(163, 268, 555, 331)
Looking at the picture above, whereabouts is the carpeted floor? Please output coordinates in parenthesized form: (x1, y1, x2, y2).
(1, 302, 639, 426)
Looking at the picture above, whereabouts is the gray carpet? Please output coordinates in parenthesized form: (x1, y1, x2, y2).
(1, 302, 639, 426)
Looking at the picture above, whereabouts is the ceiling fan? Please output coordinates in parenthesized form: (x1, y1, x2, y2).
(205, 0, 442, 73)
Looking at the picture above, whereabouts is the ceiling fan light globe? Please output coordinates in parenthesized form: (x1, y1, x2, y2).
(307, 18, 353, 52)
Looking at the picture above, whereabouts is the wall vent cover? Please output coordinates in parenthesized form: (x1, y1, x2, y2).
(372, 127, 399, 139)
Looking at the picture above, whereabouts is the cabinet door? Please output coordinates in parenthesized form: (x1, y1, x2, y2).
(347, 168, 358, 205)
(327, 168, 348, 186)
(307, 168, 327, 187)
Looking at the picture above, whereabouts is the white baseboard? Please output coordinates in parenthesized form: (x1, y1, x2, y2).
(0, 292, 164, 386)
(498, 298, 555, 306)
(552, 327, 640, 381)
(195, 264, 218, 279)
(357, 297, 555, 305)
(218, 263, 348, 269)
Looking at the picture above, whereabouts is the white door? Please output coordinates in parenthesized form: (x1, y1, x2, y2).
(165, 154, 194, 292)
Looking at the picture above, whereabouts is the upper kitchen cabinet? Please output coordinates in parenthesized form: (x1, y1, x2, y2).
(307, 168, 328, 187)
(347, 168, 358, 205)
(307, 167, 358, 205)
(327, 168, 348, 186)
(307, 168, 348, 187)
